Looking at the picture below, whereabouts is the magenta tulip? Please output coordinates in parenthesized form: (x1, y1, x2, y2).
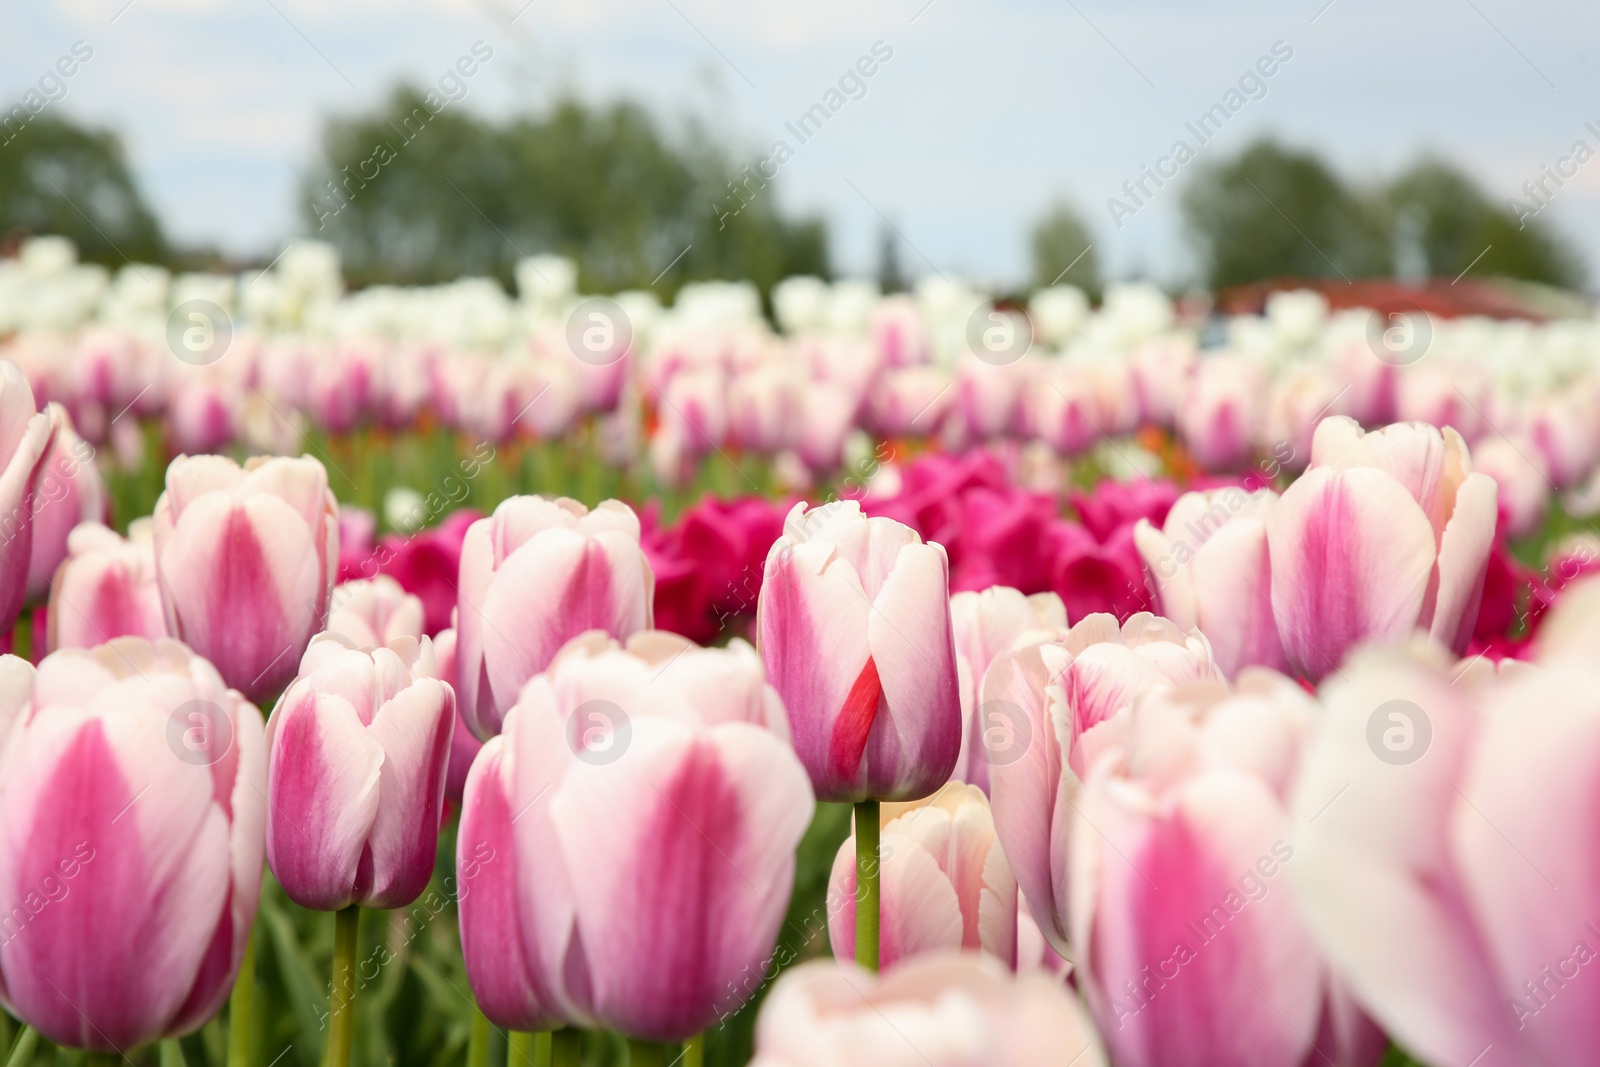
(457, 630, 812, 1041)
(750, 953, 1107, 1067)
(265, 633, 454, 911)
(757, 500, 960, 803)
(0, 639, 265, 1051)
(455, 496, 654, 738)
(152, 454, 339, 702)
(1268, 417, 1498, 680)
(26, 404, 105, 604)
(45, 521, 166, 653)
(0, 360, 59, 631)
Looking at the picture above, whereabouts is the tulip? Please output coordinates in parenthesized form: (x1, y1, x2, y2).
(1470, 434, 1549, 539)
(1071, 676, 1323, 1067)
(326, 575, 425, 649)
(45, 520, 166, 653)
(0, 360, 59, 632)
(428, 626, 482, 804)
(375, 508, 480, 636)
(152, 454, 339, 702)
(335, 506, 377, 584)
(757, 500, 961, 804)
(0, 639, 265, 1051)
(1176, 354, 1266, 471)
(827, 782, 1019, 969)
(26, 404, 105, 604)
(986, 613, 1219, 953)
(949, 587, 1066, 790)
(265, 632, 454, 911)
(1267, 417, 1498, 680)
(456, 630, 812, 1042)
(455, 496, 654, 738)
(1134, 486, 1289, 676)
(749, 953, 1106, 1067)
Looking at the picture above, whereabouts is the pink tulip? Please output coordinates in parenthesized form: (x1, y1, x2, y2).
(375, 508, 480, 636)
(0, 361, 59, 631)
(757, 500, 961, 802)
(1134, 487, 1289, 677)
(335, 507, 377, 584)
(795, 382, 859, 472)
(986, 613, 1219, 952)
(948, 587, 1067, 790)
(1471, 434, 1549, 540)
(266, 633, 454, 911)
(750, 953, 1107, 1067)
(26, 404, 105, 603)
(152, 454, 339, 702)
(45, 521, 166, 652)
(167, 380, 239, 456)
(1267, 417, 1498, 680)
(0, 639, 265, 1051)
(1176, 354, 1266, 471)
(455, 496, 654, 738)
(326, 575, 425, 649)
(456, 630, 812, 1040)
(1071, 675, 1323, 1067)
(429, 627, 482, 805)
(1526, 390, 1599, 489)
(828, 782, 1019, 969)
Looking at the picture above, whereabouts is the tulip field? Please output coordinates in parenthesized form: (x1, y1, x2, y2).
(2, 233, 1600, 1067)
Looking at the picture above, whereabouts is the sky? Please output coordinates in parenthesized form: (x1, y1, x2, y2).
(5, 0, 1600, 290)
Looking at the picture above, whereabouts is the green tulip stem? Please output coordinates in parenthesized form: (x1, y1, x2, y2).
(626, 1039, 673, 1067)
(323, 906, 360, 1067)
(3, 1027, 37, 1067)
(550, 1028, 582, 1067)
(855, 800, 881, 972)
(226, 926, 257, 1067)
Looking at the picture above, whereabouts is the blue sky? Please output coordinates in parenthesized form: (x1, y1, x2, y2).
(5, 0, 1598, 288)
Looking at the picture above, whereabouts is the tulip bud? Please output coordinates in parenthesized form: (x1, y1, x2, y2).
(455, 496, 654, 739)
(750, 953, 1107, 1067)
(457, 630, 812, 1041)
(0, 639, 265, 1051)
(0, 361, 60, 631)
(26, 404, 105, 604)
(326, 575, 425, 649)
(45, 520, 166, 653)
(758, 501, 960, 802)
(265, 633, 454, 910)
(827, 782, 1019, 969)
(152, 454, 340, 702)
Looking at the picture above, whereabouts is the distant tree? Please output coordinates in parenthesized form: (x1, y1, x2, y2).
(876, 221, 906, 294)
(1181, 139, 1387, 290)
(1030, 201, 1100, 296)
(1387, 158, 1584, 288)
(0, 114, 165, 267)
(302, 90, 827, 296)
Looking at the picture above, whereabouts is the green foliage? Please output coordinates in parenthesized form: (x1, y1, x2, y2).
(302, 90, 828, 299)
(0, 114, 165, 267)
(1180, 138, 1388, 290)
(1030, 201, 1101, 297)
(1387, 157, 1585, 288)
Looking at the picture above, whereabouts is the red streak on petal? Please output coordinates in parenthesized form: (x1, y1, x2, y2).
(828, 657, 882, 782)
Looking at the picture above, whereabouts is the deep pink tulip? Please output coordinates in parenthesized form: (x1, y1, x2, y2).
(1267, 418, 1498, 680)
(152, 455, 339, 702)
(750, 953, 1107, 1067)
(0, 639, 265, 1051)
(45, 521, 166, 653)
(1071, 478, 1179, 545)
(326, 575, 425, 649)
(26, 404, 105, 604)
(265, 633, 454, 911)
(0, 361, 59, 632)
(827, 783, 1019, 969)
(986, 613, 1219, 952)
(455, 496, 654, 738)
(758, 500, 961, 802)
(1048, 522, 1151, 623)
(457, 631, 811, 1040)
(1134, 486, 1289, 677)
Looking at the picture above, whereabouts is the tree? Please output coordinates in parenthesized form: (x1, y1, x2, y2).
(1181, 139, 1387, 290)
(301, 90, 827, 297)
(0, 114, 165, 267)
(1387, 158, 1584, 288)
(1030, 201, 1100, 296)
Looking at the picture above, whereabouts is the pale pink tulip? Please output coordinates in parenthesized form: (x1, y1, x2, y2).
(457, 630, 812, 1040)
(26, 404, 105, 603)
(750, 953, 1106, 1067)
(0, 639, 265, 1051)
(152, 454, 339, 702)
(949, 587, 1067, 790)
(1176, 354, 1266, 471)
(828, 782, 1019, 969)
(757, 501, 960, 802)
(1471, 434, 1550, 539)
(986, 613, 1218, 952)
(1134, 487, 1289, 677)
(266, 633, 453, 911)
(45, 521, 166, 652)
(427, 626, 481, 804)
(1268, 417, 1498, 680)
(326, 575, 425, 650)
(0, 361, 59, 631)
(454, 496, 653, 738)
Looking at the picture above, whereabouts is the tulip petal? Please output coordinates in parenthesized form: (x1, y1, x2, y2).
(1424, 471, 1497, 655)
(827, 828, 964, 969)
(356, 679, 454, 909)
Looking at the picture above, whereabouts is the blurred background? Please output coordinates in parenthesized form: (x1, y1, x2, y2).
(2, 0, 1596, 307)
